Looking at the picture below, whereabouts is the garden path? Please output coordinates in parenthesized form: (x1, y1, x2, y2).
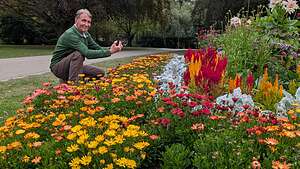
(0, 48, 185, 81)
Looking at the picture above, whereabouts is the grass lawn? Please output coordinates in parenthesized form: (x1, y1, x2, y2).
(0, 45, 54, 59)
(0, 55, 140, 123)
(0, 45, 159, 59)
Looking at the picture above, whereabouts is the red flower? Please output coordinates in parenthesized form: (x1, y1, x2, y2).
(210, 115, 219, 120)
(171, 108, 185, 118)
(232, 97, 239, 102)
(187, 101, 198, 108)
(201, 108, 211, 115)
(191, 110, 201, 117)
(202, 100, 214, 109)
(159, 118, 171, 127)
(247, 71, 254, 92)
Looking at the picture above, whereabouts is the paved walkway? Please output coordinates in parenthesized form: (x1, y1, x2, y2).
(0, 48, 185, 81)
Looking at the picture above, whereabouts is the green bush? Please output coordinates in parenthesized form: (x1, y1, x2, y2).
(162, 143, 191, 169)
(213, 25, 272, 78)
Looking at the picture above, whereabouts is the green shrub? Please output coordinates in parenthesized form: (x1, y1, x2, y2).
(162, 143, 191, 169)
(213, 25, 272, 78)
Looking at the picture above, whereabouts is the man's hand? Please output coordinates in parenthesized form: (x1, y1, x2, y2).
(109, 40, 123, 54)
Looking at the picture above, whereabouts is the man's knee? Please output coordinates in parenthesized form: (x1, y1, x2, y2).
(71, 51, 84, 62)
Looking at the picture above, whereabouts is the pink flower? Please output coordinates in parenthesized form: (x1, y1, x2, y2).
(149, 135, 159, 140)
(159, 118, 171, 127)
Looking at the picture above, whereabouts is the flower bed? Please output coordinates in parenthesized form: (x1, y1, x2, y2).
(0, 52, 299, 169)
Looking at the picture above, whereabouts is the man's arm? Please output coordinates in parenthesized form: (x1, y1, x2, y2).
(63, 34, 111, 59)
(86, 33, 102, 50)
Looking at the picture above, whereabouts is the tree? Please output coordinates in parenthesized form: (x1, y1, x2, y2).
(0, 15, 40, 44)
(192, 0, 269, 28)
(165, 0, 195, 48)
(0, 0, 109, 43)
(107, 0, 170, 46)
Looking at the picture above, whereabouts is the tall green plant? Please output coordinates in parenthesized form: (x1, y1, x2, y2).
(162, 143, 191, 169)
(213, 25, 272, 78)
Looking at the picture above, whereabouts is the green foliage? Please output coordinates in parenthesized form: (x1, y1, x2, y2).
(162, 143, 191, 169)
(213, 25, 272, 78)
(253, 3, 300, 84)
(0, 16, 41, 44)
(254, 5, 300, 48)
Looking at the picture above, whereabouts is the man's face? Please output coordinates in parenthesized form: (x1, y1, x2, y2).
(75, 13, 91, 33)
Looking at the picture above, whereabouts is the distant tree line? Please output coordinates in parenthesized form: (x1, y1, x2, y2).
(0, 0, 268, 47)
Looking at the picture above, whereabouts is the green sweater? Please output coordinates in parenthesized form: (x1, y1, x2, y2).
(50, 25, 111, 68)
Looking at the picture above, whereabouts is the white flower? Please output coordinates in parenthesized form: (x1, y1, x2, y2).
(269, 0, 283, 8)
(246, 19, 252, 25)
(282, 0, 299, 14)
(230, 17, 241, 27)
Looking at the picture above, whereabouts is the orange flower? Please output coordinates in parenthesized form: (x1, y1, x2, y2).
(279, 130, 296, 138)
(191, 123, 205, 131)
(272, 160, 291, 169)
(112, 98, 121, 103)
(95, 106, 105, 112)
(264, 126, 280, 132)
(264, 138, 279, 146)
(55, 149, 62, 156)
(157, 107, 165, 113)
(281, 123, 295, 130)
(31, 156, 42, 164)
(26, 106, 34, 113)
(32, 141, 43, 148)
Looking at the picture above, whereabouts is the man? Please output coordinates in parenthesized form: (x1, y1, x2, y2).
(50, 9, 123, 83)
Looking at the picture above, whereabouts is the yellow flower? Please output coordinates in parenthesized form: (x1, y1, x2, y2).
(77, 137, 87, 145)
(67, 133, 77, 140)
(100, 159, 105, 164)
(0, 146, 7, 153)
(109, 123, 119, 130)
(57, 114, 66, 121)
(110, 153, 117, 159)
(87, 141, 98, 149)
(104, 130, 116, 137)
(95, 135, 105, 142)
(24, 132, 40, 139)
(103, 163, 114, 169)
(80, 117, 96, 127)
(124, 147, 130, 152)
(98, 146, 108, 154)
(133, 141, 150, 150)
(15, 129, 25, 135)
(123, 129, 139, 137)
(71, 125, 82, 132)
(67, 144, 79, 152)
(115, 157, 137, 169)
(140, 152, 146, 159)
(104, 138, 116, 146)
(76, 129, 87, 136)
(139, 131, 148, 137)
(114, 135, 125, 144)
(22, 155, 30, 163)
(69, 157, 81, 168)
(80, 155, 92, 166)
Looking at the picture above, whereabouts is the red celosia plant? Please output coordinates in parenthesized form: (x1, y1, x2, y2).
(183, 47, 228, 96)
(228, 71, 254, 94)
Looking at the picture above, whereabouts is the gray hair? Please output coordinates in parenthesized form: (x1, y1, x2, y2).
(75, 9, 92, 19)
